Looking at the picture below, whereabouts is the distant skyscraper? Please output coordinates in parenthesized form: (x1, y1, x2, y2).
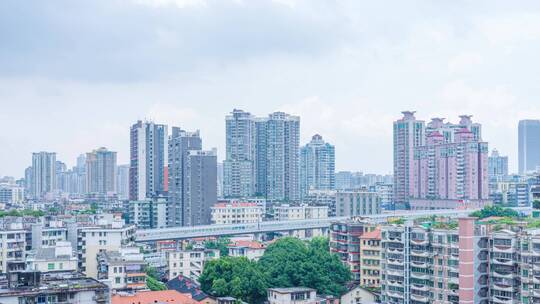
(488, 149, 508, 178)
(24, 166, 33, 197)
(85, 147, 117, 195)
(116, 164, 130, 200)
(31, 152, 57, 199)
(259, 112, 301, 201)
(168, 127, 217, 227)
(300, 134, 335, 197)
(393, 111, 425, 208)
(129, 120, 168, 200)
(223, 109, 257, 198)
(217, 162, 224, 199)
(518, 120, 540, 174)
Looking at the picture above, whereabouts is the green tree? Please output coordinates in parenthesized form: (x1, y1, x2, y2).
(205, 237, 231, 256)
(199, 256, 267, 304)
(146, 266, 166, 291)
(470, 205, 519, 219)
(259, 237, 351, 297)
(147, 276, 167, 291)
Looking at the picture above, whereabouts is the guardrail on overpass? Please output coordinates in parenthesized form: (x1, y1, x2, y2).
(135, 207, 532, 242)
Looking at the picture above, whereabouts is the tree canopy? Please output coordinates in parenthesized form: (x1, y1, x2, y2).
(470, 205, 519, 219)
(199, 237, 351, 304)
(259, 237, 351, 297)
(199, 256, 267, 304)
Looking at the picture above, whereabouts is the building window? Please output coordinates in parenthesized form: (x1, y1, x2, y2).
(48, 263, 55, 270)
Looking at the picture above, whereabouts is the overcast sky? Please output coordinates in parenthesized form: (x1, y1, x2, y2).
(2, 0, 540, 178)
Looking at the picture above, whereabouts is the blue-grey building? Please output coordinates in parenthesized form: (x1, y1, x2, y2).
(129, 120, 168, 200)
(223, 109, 257, 198)
(519, 120, 540, 174)
(300, 134, 335, 197)
(168, 127, 216, 226)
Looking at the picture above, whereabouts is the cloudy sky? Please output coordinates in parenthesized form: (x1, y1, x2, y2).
(2, 0, 540, 178)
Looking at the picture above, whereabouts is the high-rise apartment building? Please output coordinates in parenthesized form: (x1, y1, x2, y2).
(393, 111, 425, 208)
(129, 120, 168, 200)
(412, 116, 489, 202)
(184, 150, 217, 226)
(260, 112, 301, 201)
(224, 109, 257, 198)
(300, 134, 335, 197)
(488, 149, 509, 179)
(168, 127, 216, 227)
(31, 152, 57, 199)
(117, 164, 130, 200)
(518, 120, 540, 174)
(86, 147, 117, 196)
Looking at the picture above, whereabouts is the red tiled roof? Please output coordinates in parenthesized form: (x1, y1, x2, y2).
(112, 290, 200, 304)
(360, 227, 381, 239)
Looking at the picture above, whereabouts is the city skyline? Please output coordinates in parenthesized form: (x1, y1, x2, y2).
(4, 1, 540, 177)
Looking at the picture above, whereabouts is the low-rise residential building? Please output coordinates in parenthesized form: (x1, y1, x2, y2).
(0, 271, 109, 304)
(340, 285, 378, 304)
(31, 220, 68, 248)
(76, 217, 136, 278)
(267, 287, 317, 304)
(0, 222, 27, 273)
(211, 201, 264, 224)
(329, 218, 379, 283)
(335, 191, 380, 217)
(97, 247, 147, 291)
(25, 241, 77, 272)
(359, 228, 381, 287)
(228, 240, 265, 261)
(166, 249, 220, 281)
(274, 204, 328, 221)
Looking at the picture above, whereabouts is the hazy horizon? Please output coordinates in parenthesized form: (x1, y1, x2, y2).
(3, 0, 540, 177)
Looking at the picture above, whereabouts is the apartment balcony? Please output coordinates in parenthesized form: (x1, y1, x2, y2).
(491, 296, 515, 304)
(492, 258, 514, 266)
(388, 247, 404, 254)
(410, 272, 430, 280)
(387, 259, 404, 266)
(411, 238, 428, 246)
(386, 290, 404, 299)
(411, 249, 430, 257)
(492, 281, 515, 292)
(386, 236, 403, 242)
(386, 269, 404, 277)
(448, 276, 459, 285)
(492, 271, 514, 279)
(411, 261, 429, 268)
(410, 293, 430, 303)
(386, 280, 404, 288)
(492, 245, 515, 253)
(411, 284, 429, 292)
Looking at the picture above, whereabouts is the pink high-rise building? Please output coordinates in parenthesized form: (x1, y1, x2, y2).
(412, 116, 489, 202)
